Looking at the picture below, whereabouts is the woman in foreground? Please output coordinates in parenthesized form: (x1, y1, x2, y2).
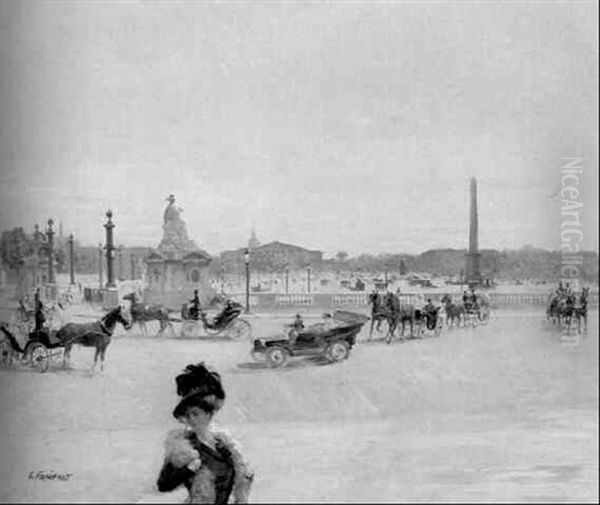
(157, 362, 254, 504)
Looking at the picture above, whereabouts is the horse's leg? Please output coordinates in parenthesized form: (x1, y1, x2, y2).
(91, 345, 100, 374)
(385, 318, 394, 343)
(62, 344, 70, 369)
(99, 343, 108, 372)
(369, 318, 374, 340)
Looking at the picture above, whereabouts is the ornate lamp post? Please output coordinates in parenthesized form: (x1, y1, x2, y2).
(68, 233, 75, 285)
(306, 264, 311, 294)
(244, 249, 250, 313)
(104, 210, 116, 288)
(46, 218, 55, 284)
(285, 265, 289, 295)
(98, 243, 104, 287)
(130, 253, 136, 280)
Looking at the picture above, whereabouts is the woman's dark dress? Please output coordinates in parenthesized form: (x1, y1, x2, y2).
(157, 432, 236, 504)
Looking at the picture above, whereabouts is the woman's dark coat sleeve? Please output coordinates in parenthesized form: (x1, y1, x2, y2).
(157, 460, 195, 492)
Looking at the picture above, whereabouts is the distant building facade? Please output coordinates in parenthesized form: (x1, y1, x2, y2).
(221, 240, 323, 273)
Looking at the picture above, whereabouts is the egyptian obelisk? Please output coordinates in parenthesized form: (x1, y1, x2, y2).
(465, 177, 481, 287)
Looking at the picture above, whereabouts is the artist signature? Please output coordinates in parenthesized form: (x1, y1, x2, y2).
(28, 470, 73, 481)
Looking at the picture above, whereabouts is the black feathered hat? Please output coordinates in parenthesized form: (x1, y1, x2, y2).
(172, 362, 225, 419)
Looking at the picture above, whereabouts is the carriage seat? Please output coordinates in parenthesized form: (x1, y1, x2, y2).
(28, 329, 62, 348)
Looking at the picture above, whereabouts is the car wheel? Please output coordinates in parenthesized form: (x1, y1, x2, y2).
(325, 341, 349, 363)
(266, 347, 290, 368)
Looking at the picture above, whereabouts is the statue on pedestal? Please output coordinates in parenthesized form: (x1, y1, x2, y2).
(159, 195, 197, 253)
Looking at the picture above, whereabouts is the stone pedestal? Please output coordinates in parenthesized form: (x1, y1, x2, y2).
(44, 283, 58, 301)
(143, 251, 214, 310)
(103, 287, 120, 309)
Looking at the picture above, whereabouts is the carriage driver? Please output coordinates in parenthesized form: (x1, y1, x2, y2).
(423, 299, 437, 329)
(34, 288, 45, 332)
(189, 290, 201, 320)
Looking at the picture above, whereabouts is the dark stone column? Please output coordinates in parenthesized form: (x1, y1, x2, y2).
(68, 234, 75, 285)
(104, 210, 116, 288)
(46, 218, 56, 284)
(466, 177, 481, 287)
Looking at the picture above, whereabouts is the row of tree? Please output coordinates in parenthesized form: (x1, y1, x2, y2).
(1, 227, 598, 284)
(321, 247, 598, 282)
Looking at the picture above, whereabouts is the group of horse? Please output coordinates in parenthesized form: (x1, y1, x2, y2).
(0, 291, 233, 373)
(546, 287, 589, 333)
(368, 291, 491, 342)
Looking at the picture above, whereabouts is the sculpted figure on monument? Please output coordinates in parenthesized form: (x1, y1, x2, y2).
(164, 194, 184, 225)
(160, 194, 196, 252)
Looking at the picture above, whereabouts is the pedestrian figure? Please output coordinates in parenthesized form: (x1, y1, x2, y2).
(157, 362, 254, 503)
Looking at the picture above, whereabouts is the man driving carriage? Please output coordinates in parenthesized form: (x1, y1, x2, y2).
(422, 299, 438, 330)
(34, 288, 46, 332)
(188, 290, 201, 320)
(464, 288, 479, 313)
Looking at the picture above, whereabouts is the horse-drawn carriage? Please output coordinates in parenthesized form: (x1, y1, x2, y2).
(180, 300, 252, 340)
(546, 287, 589, 333)
(463, 304, 490, 327)
(0, 306, 130, 373)
(0, 325, 67, 373)
(368, 292, 445, 341)
(441, 293, 490, 328)
(414, 307, 444, 337)
(251, 310, 369, 368)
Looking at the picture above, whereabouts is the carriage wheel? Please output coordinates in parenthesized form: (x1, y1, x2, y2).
(266, 347, 290, 368)
(325, 341, 350, 363)
(228, 319, 252, 340)
(29, 344, 49, 373)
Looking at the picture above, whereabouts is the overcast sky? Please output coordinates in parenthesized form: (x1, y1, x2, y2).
(0, 0, 597, 257)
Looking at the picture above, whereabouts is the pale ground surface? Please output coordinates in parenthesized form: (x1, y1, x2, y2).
(0, 306, 597, 503)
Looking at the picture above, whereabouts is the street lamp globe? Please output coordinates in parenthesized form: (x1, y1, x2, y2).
(244, 249, 250, 264)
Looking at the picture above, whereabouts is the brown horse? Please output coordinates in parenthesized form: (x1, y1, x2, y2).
(573, 287, 589, 333)
(441, 294, 464, 328)
(123, 292, 174, 336)
(382, 292, 417, 343)
(367, 291, 387, 339)
(547, 292, 577, 329)
(56, 306, 131, 371)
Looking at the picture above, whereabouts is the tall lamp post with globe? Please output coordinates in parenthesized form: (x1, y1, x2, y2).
(244, 249, 250, 313)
